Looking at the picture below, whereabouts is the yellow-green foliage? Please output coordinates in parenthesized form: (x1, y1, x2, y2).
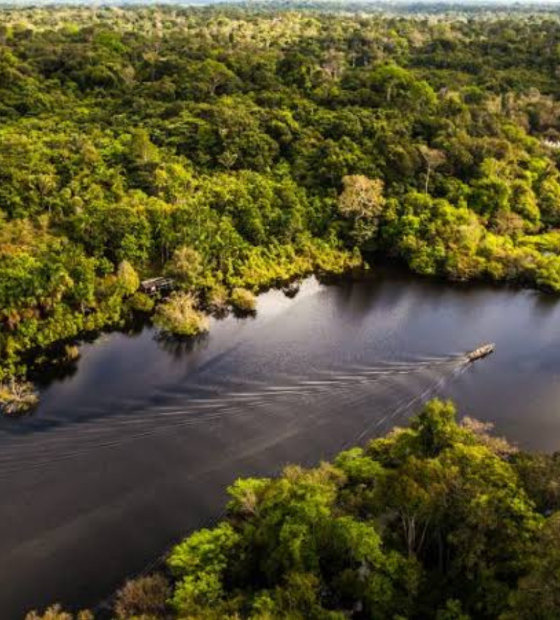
(63, 344, 80, 362)
(166, 246, 205, 288)
(24, 605, 93, 620)
(116, 260, 140, 296)
(128, 292, 155, 313)
(229, 240, 362, 290)
(0, 379, 38, 416)
(229, 287, 257, 312)
(154, 293, 209, 337)
(206, 283, 229, 311)
(229, 287, 257, 313)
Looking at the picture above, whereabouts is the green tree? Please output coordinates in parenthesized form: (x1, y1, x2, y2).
(337, 175, 386, 245)
(154, 293, 209, 338)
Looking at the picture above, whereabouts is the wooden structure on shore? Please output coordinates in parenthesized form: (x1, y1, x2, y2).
(140, 277, 175, 295)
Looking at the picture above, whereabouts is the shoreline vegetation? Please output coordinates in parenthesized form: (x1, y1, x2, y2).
(6, 5, 560, 407)
(0, 378, 38, 416)
(26, 399, 560, 619)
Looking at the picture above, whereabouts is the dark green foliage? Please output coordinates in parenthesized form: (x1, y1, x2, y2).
(506, 513, 560, 620)
(511, 451, 560, 514)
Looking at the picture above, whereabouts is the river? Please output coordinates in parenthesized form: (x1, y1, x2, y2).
(1, 269, 560, 617)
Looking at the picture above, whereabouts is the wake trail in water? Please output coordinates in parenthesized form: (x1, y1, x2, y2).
(2, 359, 458, 448)
(0, 355, 469, 478)
(342, 361, 470, 450)
(0, 359, 463, 469)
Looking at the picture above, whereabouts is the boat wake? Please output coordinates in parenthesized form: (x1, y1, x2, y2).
(0, 353, 469, 479)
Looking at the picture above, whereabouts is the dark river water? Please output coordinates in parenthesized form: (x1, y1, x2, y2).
(2, 269, 560, 618)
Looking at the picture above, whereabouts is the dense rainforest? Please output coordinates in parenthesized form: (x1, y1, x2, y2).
(8, 5, 560, 618)
(26, 399, 560, 619)
(5, 4, 560, 398)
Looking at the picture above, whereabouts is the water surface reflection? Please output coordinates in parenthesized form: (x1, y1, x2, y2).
(1, 271, 560, 617)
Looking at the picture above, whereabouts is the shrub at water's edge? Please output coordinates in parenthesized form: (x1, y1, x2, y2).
(0, 379, 38, 416)
(113, 574, 171, 619)
(153, 293, 210, 338)
(229, 287, 257, 313)
(29, 399, 560, 619)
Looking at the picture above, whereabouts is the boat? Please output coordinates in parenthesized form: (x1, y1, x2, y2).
(466, 343, 495, 362)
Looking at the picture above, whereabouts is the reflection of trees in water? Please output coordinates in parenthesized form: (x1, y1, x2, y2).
(282, 281, 301, 298)
(533, 290, 560, 320)
(122, 314, 150, 337)
(29, 353, 80, 387)
(154, 331, 210, 359)
(231, 307, 257, 320)
(29, 315, 153, 392)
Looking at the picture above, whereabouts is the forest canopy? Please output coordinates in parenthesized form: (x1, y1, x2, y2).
(4, 5, 560, 383)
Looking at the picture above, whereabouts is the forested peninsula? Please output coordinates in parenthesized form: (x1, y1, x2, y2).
(4, 5, 560, 403)
(26, 399, 560, 619)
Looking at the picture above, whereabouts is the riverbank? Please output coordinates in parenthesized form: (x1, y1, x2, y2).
(6, 6, 560, 414)
(3, 271, 560, 617)
(27, 399, 560, 619)
(5, 238, 559, 420)
(1, 241, 363, 415)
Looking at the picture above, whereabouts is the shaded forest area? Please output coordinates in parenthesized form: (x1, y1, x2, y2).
(4, 6, 560, 385)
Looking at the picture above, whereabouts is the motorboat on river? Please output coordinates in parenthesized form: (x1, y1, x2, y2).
(466, 343, 495, 362)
